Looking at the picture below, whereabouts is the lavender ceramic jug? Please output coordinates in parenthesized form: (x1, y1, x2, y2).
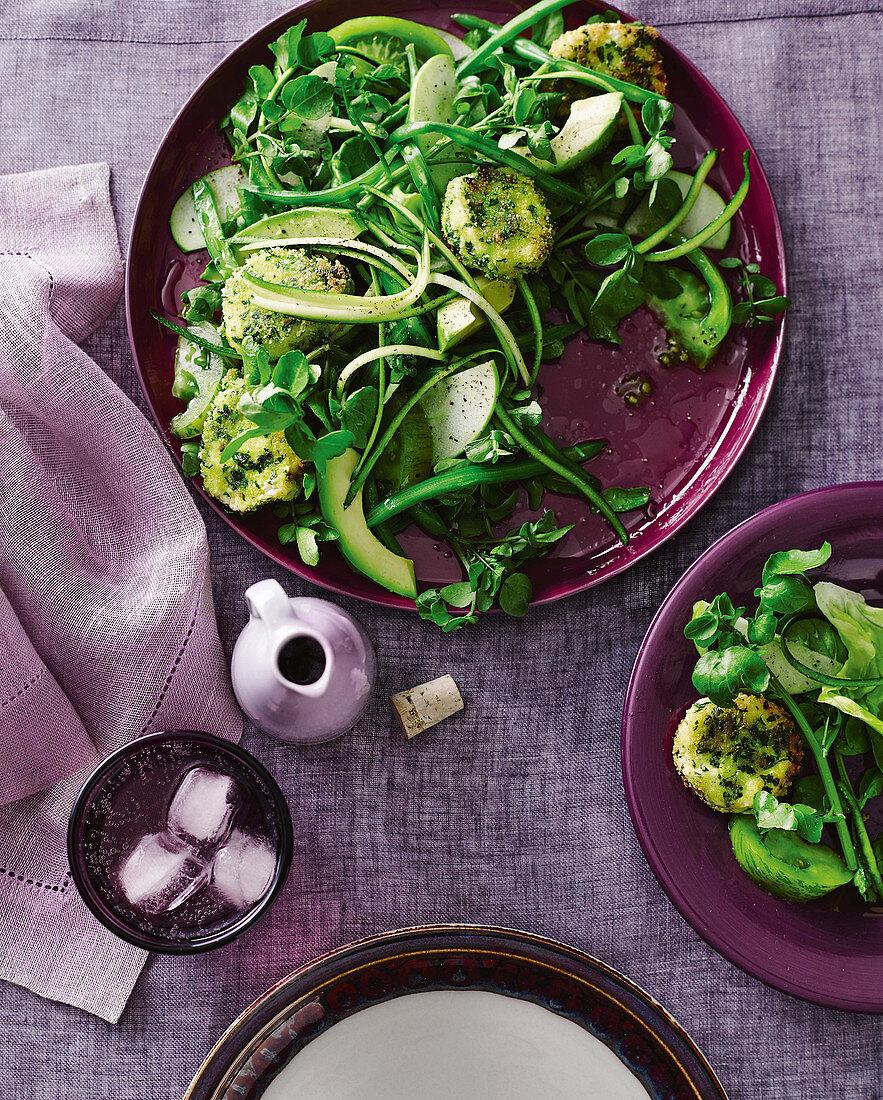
(231, 579, 376, 744)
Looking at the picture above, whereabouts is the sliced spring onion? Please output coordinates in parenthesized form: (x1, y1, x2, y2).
(243, 233, 432, 323)
(336, 343, 444, 396)
(363, 184, 480, 294)
(150, 312, 241, 358)
(234, 235, 417, 283)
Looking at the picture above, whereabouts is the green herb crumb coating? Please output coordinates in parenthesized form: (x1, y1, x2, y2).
(199, 368, 302, 512)
(672, 693, 803, 813)
(221, 247, 353, 359)
(441, 167, 553, 279)
(550, 22, 669, 99)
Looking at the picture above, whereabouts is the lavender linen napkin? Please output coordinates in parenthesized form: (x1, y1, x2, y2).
(0, 162, 242, 1022)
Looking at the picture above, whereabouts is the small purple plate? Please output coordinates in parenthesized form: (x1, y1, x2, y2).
(622, 483, 883, 1012)
(127, 0, 786, 609)
(184, 924, 727, 1098)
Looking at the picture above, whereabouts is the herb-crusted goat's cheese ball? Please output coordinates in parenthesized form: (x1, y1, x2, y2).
(673, 693, 802, 813)
(222, 247, 352, 359)
(550, 22, 668, 99)
(199, 369, 302, 512)
(441, 167, 553, 279)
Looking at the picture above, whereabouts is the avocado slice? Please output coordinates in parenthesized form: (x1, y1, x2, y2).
(436, 276, 516, 351)
(513, 93, 623, 176)
(317, 449, 418, 599)
(729, 816, 853, 902)
(648, 265, 730, 369)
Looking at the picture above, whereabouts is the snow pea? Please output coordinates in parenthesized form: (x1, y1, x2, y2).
(328, 17, 454, 61)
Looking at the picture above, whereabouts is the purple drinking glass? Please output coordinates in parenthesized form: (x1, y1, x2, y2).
(67, 731, 293, 954)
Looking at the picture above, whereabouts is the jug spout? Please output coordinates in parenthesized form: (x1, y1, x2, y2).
(245, 579, 298, 634)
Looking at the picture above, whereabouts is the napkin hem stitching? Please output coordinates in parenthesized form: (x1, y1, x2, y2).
(139, 587, 201, 736)
(0, 667, 46, 710)
(0, 866, 70, 894)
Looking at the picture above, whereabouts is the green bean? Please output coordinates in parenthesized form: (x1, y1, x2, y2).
(452, 13, 663, 104)
(494, 406, 628, 543)
(408, 501, 449, 538)
(516, 277, 544, 384)
(401, 142, 441, 234)
(345, 354, 498, 507)
(769, 676, 857, 871)
(245, 160, 410, 207)
(456, 0, 576, 78)
(389, 122, 587, 204)
(366, 439, 608, 527)
(645, 152, 750, 262)
(835, 753, 883, 900)
(686, 249, 732, 351)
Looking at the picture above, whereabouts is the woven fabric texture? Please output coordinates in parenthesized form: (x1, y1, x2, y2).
(1, 0, 882, 1097)
(0, 163, 242, 1022)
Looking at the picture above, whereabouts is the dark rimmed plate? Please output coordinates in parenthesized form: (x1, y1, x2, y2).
(184, 924, 727, 1098)
(127, 0, 786, 610)
(622, 482, 883, 1012)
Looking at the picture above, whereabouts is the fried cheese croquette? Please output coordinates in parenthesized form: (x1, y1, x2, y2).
(199, 369, 302, 512)
(550, 21, 669, 100)
(441, 167, 553, 279)
(672, 693, 803, 813)
(222, 247, 352, 359)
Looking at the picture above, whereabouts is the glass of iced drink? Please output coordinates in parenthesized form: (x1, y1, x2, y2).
(67, 731, 292, 953)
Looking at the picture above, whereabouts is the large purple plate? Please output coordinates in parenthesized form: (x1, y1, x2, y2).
(622, 483, 883, 1012)
(127, 0, 786, 609)
(184, 924, 727, 1098)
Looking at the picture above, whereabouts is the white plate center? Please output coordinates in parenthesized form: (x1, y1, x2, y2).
(260, 989, 651, 1099)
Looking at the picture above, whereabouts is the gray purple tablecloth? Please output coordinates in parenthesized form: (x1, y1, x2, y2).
(1, 0, 881, 1097)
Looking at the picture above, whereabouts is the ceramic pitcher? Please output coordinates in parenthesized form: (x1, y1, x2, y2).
(231, 579, 376, 744)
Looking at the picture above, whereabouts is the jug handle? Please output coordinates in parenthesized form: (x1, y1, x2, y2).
(244, 579, 297, 633)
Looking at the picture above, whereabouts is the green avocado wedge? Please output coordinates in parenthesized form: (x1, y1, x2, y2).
(729, 816, 853, 902)
(317, 449, 418, 599)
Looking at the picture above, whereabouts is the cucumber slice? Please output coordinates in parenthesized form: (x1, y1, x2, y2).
(729, 817, 852, 902)
(317, 449, 418, 598)
(586, 170, 731, 251)
(169, 323, 226, 438)
(436, 276, 516, 351)
(375, 402, 434, 491)
(514, 93, 622, 176)
(429, 28, 471, 61)
(169, 165, 246, 253)
(420, 359, 500, 461)
(409, 54, 456, 159)
(231, 207, 364, 244)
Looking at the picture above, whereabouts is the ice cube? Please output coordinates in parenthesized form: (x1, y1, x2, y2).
(212, 829, 276, 910)
(167, 766, 240, 848)
(118, 830, 209, 915)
